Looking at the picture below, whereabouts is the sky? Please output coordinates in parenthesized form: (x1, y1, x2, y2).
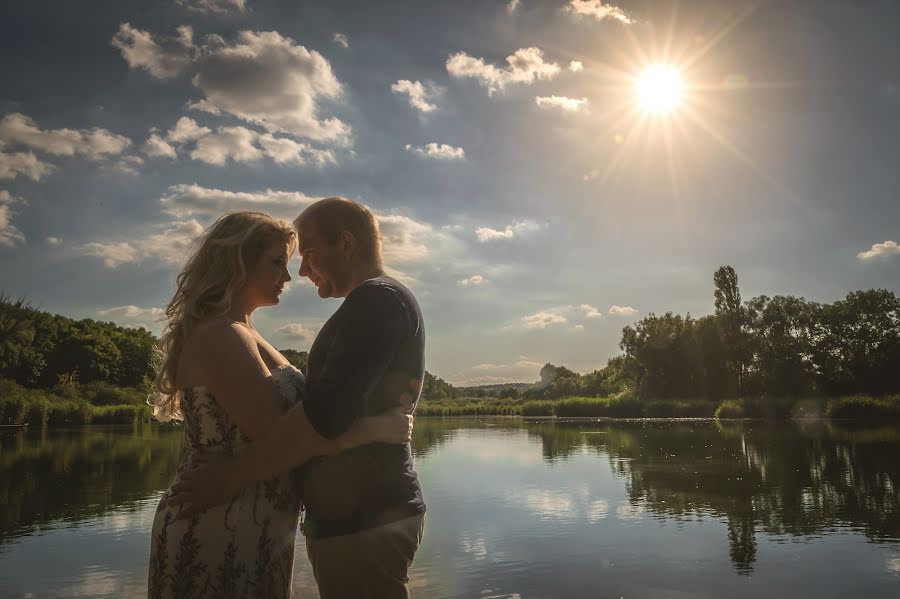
(1, 0, 899, 385)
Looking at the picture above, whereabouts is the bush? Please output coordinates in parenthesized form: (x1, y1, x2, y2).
(79, 381, 147, 406)
(521, 400, 554, 416)
(715, 400, 745, 419)
(645, 399, 718, 418)
(0, 377, 152, 425)
(825, 395, 900, 420)
(92, 404, 150, 424)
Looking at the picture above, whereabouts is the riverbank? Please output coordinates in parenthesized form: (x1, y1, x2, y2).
(417, 394, 900, 420)
(0, 378, 151, 425)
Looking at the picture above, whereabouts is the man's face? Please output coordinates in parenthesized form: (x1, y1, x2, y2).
(297, 220, 352, 298)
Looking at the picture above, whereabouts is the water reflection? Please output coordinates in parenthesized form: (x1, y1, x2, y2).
(518, 419, 900, 573)
(1, 418, 899, 596)
(0, 424, 182, 543)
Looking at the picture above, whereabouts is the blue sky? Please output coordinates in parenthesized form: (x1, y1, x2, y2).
(1, 0, 899, 385)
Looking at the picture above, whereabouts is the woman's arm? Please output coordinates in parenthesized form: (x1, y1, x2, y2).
(169, 404, 412, 517)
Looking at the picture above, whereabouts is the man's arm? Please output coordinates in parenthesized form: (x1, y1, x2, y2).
(170, 405, 414, 518)
(302, 283, 412, 439)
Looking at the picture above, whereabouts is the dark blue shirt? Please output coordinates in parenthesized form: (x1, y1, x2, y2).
(299, 276, 426, 538)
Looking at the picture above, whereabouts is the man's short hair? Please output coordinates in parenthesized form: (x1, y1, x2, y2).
(295, 196, 383, 265)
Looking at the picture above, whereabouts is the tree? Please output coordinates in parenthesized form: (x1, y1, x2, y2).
(744, 295, 817, 397)
(713, 266, 748, 395)
(813, 289, 900, 395)
(279, 349, 309, 373)
(620, 313, 703, 398)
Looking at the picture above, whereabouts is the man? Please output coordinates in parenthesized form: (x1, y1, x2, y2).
(176, 197, 427, 598)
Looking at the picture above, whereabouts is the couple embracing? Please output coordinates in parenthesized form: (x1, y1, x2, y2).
(148, 197, 426, 598)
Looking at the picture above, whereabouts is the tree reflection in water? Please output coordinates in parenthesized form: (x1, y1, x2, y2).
(522, 419, 900, 574)
(0, 424, 182, 543)
(2, 418, 898, 578)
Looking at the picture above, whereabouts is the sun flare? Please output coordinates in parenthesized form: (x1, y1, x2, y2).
(636, 65, 684, 113)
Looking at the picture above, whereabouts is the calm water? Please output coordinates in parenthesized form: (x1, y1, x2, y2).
(1, 418, 899, 598)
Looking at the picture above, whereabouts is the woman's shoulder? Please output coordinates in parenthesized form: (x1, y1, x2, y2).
(181, 318, 259, 368)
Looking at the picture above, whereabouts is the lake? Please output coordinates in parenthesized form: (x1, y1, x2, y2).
(1, 418, 899, 598)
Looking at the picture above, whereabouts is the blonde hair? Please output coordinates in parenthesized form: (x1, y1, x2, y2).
(294, 196, 383, 267)
(151, 212, 296, 421)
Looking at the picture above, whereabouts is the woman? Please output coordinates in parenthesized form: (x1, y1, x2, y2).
(147, 212, 411, 599)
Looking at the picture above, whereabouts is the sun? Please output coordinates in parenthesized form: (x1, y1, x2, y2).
(636, 65, 684, 113)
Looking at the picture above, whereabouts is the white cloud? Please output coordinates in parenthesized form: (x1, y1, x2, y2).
(522, 310, 567, 329)
(472, 362, 504, 371)
(0, 190, 25, 247)
(142, 133, 177, 158)
(476, 227, 513, 241)
(609, 305, 638, 315)
(0, 113, 131, 160)
(109, 154, 144, 176)
(192, 30, 349, 143)
(46, 236, 63, 245)
(333, 33, 349, 48)
(378, 214, 433, 264)
(113, 27, 350, 144)
(857, 240, 900, 260)
(573, 324, 585, 331)
(160, 183, 317, 219)
(80, 241, 139, 267)
(391, 80, 440, 113)
(189, 126, 264, 165)
(458, 274, 487, 286)
(81, 220, 204, 268)
(0, 151, 54, 181)
(535, 95, 589, 113)
(186, 99, 223, 115)
(276, 323, 318, 345)
(166, 116, 211, 143)
(176, 0, 246, 14)
(98, 305, 165, 319)
(507, 0, 521, 13)
(446, 47, 560, 95)
(565, 0, 633, 24)
(516, 359, 544, 368)
(257, 133, 336, 165)
(580, 304, 603, 319)
(475, 220, 540, 242)
(110, 23, 195, 79)
(405, 143, 465, 160)
(165, 118, 336, 166)
(569, 60, 584, 72)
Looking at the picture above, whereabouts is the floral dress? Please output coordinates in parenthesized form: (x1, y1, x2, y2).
(149, 364, 305, 599)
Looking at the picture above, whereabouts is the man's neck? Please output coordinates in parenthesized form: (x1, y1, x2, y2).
(343, 263, 386, 297)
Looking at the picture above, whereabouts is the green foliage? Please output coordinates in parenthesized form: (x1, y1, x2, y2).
(825, 395, 900, 420)
(279, 349, 308, 373)
(421, 371, 456, 400)
(0, 378, 151, 425)
(715, 400, 745, 419)
(416, 396, 518, 416)
(0, 296, 156, 388)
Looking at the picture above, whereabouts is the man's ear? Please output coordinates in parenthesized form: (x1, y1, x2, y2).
(338, 230, 356, 257)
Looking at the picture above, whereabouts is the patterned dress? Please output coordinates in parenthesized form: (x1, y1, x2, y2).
(149, 365, 305, 599)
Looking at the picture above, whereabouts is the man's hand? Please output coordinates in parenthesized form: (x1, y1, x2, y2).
(168, 453, 240, 519)
(399, 377, 423, 413)
(339, 407, 414, 451)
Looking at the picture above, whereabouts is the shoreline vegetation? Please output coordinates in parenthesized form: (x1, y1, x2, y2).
(3, 264, 899, 425)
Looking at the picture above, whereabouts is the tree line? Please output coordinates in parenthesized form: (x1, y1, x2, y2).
(421, 266, 900, 403)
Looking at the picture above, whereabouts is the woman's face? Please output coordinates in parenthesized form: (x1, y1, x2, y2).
(245, 239, 293, 308)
